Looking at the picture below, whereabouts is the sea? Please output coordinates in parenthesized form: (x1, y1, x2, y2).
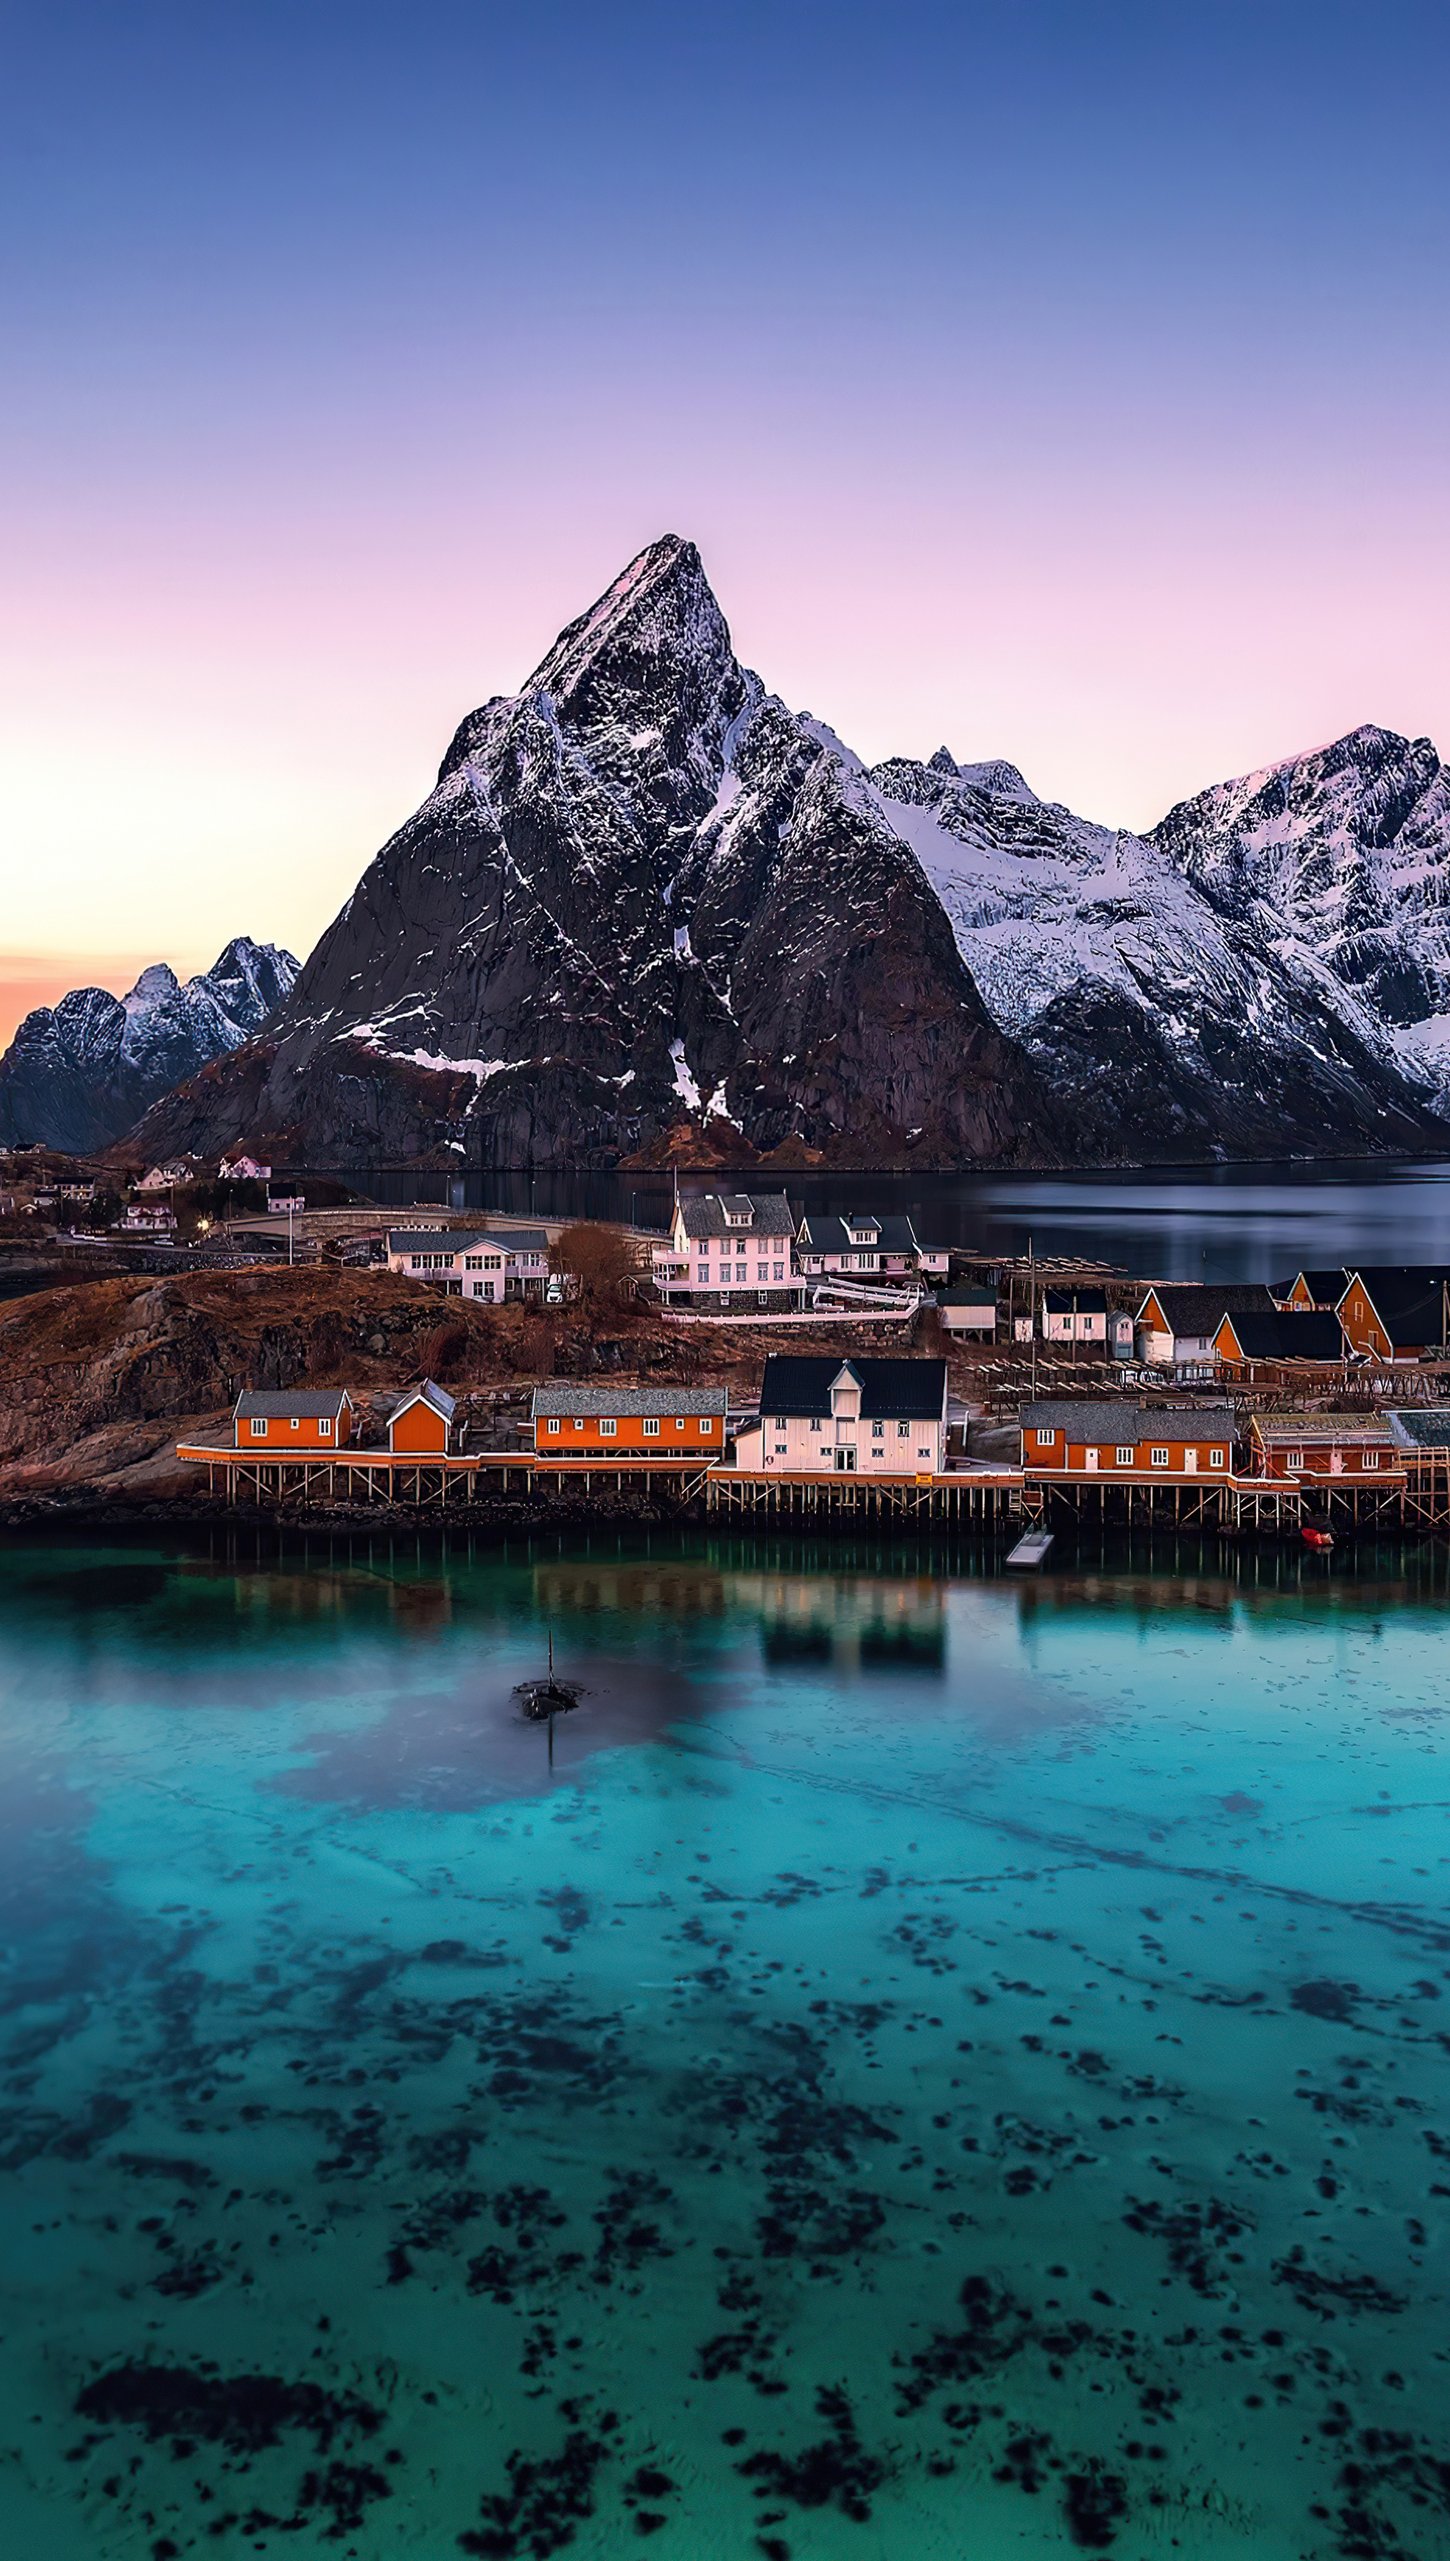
(2, 1522, 1447, 2558)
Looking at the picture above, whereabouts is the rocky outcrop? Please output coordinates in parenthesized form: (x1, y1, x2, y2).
(0, 938, 299, 1153)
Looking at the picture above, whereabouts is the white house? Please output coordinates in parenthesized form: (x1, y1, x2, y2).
(219, 1154, 272, 1184)
(268, 1191, 306, 1215)
(1041, 1287, 1109, 1345)
(794, 1212, 949, 1285)
(741, 1355, 949, 1475)
(386, 1226, 549, 1302)
(136, 1161, 191, 1193)
(120, 1202, 177, 1233)
(1136, 1284, 1276, 1369)
(652, 1192, 798, 1310)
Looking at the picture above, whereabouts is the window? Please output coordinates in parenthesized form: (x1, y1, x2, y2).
(872, 1421, 884, 1438)
(774, 1441, 787, 1454)
(1208, 1447, 1224, 1467)
(1362, 1450, 1379, 1470)
(600, 1419, 617, 1437)
(697, 1266, 709, 1283)
(1035, 1428, 1055, 1446)
(290, 1417, 300, 1432)
(700, 1419, 714, 1435)
(250, 1416, 266, 1438)
(774, 1263, 784, 1282)
(897, 1420, 910, 1438)
(573, 1419, 585, 1432)
(811, 1419, 823, 1433)
(465, 1254, 482, 1269)
(918, 1446, 930, 1459)
(547, 1418, 560, 1435)
(1115, 1445, 1134, 1465)
(1284, 1449, 1303, 1471)
(674, 1417, 686, 1431)
(1150, 1446, 1169, 1467)
(773, 1417, 786, 1432)
(643, 1418, 660, 1438)
(319, 1418, 332, 1439)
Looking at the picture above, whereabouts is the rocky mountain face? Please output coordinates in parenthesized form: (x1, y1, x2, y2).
(124, 539, 1449, 1170)
(0, 938, 299, 1154)
(1151, 727, 1450, 1104)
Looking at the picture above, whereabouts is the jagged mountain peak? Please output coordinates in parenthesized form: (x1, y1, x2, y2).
(525, 534, 725, 703)
(124, 962, 181, 1014)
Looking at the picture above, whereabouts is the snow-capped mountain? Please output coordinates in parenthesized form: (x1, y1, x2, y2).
(1151, 727, 1450, 1101)
(0, 939, 300, 1154)
(124, 539, 1448, 1170)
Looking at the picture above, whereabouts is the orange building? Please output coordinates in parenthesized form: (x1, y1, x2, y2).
(531, 1384, 727, 1455)
(232, 1389, 355, 1450)
(1247, 1413, 1405, 1482)
(387, 1380, 456, 1455)
(1021, 1400, 1236, 1477)
(1335, 1269, 1450, 1360)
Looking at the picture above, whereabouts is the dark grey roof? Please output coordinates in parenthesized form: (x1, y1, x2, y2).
(234, 1389, 352, 1419)
(1043, 1287, 1108, 1313)
(1217, 1310, 1345, 1360)
(389, 1379, 456, 1422)
(531, 1384, 728, 1418)
(387, 1227, 548, 1257)
(796, 1210, 927, 1254)
(1021, 1400, 1235, 1441)
(759, 1356, 948, 1421)
(677, 1192, 795, 1241)
(1342, 1270, 1449, 1343)
(939, 1286, 997, 1308)
(1139, 1284, 1275, 1329)
(1282, 1267, 1351, 1305)
(1387, 1409, 1450, 1449)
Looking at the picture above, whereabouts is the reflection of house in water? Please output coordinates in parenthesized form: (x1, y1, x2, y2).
(733, 1572, 947, 1672)
(531, 1561, 729, 1619)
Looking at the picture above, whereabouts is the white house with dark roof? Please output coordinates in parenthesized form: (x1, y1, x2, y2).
(652, 1192, 799, 1309)
(386, 1227, 549, 1301)
(740, 1356, 949, 1475)
(795, 1211, 948, 1285)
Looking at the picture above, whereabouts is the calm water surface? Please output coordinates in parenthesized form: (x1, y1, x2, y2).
(2, 1528, 1448, 2558)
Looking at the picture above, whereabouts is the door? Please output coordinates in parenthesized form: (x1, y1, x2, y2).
(834, 1446, 856, 1473)
(1085, 1448, 1099, 1472)
(1184, 1449, 1198, 1474)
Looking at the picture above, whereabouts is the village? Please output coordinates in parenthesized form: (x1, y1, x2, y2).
(4, 1153, 1450, 1542)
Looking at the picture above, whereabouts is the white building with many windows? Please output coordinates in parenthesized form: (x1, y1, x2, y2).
(386, 1227, 549, 1302)
(738, 1355, 949, 1475)
(794, 1212, 949, 1285)
(652, 1192, 799, 1310)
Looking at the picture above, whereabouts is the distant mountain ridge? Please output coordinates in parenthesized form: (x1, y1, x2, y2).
(0, 939, 300, 1154)
(99, 539, 1450, 1168)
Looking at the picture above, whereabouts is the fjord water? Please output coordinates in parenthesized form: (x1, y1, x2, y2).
(2, 1530, 1448, 2559)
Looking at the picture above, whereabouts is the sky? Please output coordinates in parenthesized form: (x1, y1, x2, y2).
(3, 0, 1449, 1042)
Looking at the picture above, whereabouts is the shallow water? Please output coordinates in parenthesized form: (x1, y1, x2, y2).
(2, 1526, 1448, 2558)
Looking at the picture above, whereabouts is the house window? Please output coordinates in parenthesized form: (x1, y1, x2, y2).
(1115, 1445, 1134, 1465)
(1035, 1428, 1055, 1446)
(773, 1264, 784, 1281)
(812, 1419, 823, 1433)
(700, 1419, 714, 1434)
(1285, 1449, 1303, 1471)
(697, 1266, 709, 1282)
(547, 1418, 560, 1434)
(1208, 1447, 1224, 1467)
(573, 1419, 585, 1432)
(643, 1418, 660, 1438)
(773, 1417, 786, 1432)
(897, 1420, 910, 1437)
(319, 1419, 332, 1439)
(250, 1417, 266, 1438)
(1150, 1446, 1169, 1467)
(918, 1447, 930, 1460)
(872, 1421, 884, 1438)
(774, 1441, 786, 1454)
(600, 1419, 617, 1436)
(291, 1418, 300, 1432)
(1363, 1450, 1379, 1470)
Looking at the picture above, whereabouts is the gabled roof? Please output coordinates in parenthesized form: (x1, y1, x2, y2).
(388, 1228, 495, 1255)
(531, 1384, 729, 1417)
(1043, 1286, 1108, 1314)
(677, 1192, 795, 1240)
(1021, 1400, 1235, 1442)
(796, 1211, 922, 1253)
(1215, 1310, 1345, 1361)
(1340, 1269, 1449, 1344)
(1137, 1284, 1276, 1331)
(759, 1355, 948, 1421)
(1281, 1268, 1351, 1306)
(389, 1379, 456, 1423)
(233, 1389, 352, 1419)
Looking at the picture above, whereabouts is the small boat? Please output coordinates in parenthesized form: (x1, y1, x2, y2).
(514, 1630, 582, 1721)
(1006, 1526, 1054, 1570)
(1300, 1521, 1334, 1553)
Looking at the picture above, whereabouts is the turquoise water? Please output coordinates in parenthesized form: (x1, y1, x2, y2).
(2, 1528, 1448, 2559)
